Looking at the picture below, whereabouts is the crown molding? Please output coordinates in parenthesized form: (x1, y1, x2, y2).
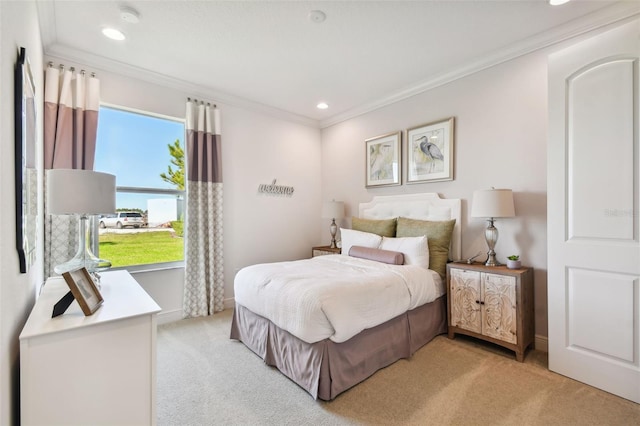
(36, 1, 639, 130)
(319, 1, 640, 128)
(44, 44, 320, 128)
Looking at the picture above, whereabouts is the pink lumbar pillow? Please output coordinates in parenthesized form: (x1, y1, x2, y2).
(348, 245, 404, 265)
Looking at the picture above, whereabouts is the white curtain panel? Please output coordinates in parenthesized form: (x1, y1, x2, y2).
(43, 65, 100, 278)
(184, 101, 224, 317)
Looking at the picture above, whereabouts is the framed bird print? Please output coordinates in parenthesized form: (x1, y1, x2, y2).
(365, 131, 401, 188)
(406, 117, 454, 184)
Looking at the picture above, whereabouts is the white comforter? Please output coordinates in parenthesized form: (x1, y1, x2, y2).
(234, 255, 444, 344)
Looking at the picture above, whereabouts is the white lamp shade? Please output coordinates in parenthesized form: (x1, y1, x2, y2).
(471, 188, 515, 218)
(47, 169, 116, 215)
(322, 201, 345, 219)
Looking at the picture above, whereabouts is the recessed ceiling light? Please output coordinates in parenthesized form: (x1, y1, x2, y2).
(308, 10, 326, 23)
(549, 0, 570, 5)
(317, 102, 329, 110)
(102, 27, 126, 41)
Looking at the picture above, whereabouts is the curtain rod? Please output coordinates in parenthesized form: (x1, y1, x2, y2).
(187, 97, 217, 108)
(47, 61, 97, 78)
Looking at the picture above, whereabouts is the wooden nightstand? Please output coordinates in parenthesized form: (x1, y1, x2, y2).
(312, 246, 341, 257)
(446, 262, 534, 362)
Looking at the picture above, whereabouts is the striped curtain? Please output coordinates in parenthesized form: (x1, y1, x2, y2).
(183, 100, 224, 317)
(43, 65, 100, 278)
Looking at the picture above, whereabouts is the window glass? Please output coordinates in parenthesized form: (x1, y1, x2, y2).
(94, 106, 185, 269)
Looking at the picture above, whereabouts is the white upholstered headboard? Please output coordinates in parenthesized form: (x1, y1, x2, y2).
(358, 193, 461, 261)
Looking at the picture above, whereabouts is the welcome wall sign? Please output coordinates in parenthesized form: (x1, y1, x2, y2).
(258, 179, 295, 197)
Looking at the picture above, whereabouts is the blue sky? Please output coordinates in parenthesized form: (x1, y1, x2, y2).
(94, 106, 184, 211)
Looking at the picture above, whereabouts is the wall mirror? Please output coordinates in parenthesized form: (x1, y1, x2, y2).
(15, 47, 37, 273)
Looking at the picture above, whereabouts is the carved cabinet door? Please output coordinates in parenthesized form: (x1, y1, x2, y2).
(450, 269, 481, 334)
(482, 273, 517, 344)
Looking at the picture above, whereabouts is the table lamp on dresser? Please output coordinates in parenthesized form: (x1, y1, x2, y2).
(471, 188, 515, 266)
(46, 169, 116, 276)
(322, 200, 344, 249)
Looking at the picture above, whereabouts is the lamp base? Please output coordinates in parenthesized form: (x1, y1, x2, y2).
(53, 255, 112, 275)
(329, 218, 338, 249)
(54, 215, 111, 275)
(484, 250, 500, 267)
(483, 218, 501, 267)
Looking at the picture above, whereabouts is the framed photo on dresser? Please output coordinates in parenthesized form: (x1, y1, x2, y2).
(62, 267, 103, 315)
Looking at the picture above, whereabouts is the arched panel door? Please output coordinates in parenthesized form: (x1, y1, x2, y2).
(548, 19, 640, 403)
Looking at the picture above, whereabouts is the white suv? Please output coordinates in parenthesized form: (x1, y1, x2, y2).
(99, 212, 144, 229)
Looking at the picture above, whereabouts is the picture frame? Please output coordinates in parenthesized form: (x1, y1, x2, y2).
(15, 47, 37, 273)
(365, 131, 401, 188)
(406, 117, 454, 184)
(62, 267, 104, 316)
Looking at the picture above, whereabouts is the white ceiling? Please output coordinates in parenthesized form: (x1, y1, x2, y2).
(38, 0, 638, 127)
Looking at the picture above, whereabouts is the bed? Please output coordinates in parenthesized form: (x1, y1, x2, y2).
(230, 193, 461, 400)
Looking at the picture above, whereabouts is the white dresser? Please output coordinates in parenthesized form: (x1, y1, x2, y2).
(20, 270, 161, 426)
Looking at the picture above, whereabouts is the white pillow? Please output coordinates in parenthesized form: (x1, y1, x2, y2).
(340, 228, 382, 256)
(379, 235, 429, 269)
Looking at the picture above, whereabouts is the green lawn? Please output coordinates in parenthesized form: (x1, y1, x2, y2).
(99, 231, 184, 267)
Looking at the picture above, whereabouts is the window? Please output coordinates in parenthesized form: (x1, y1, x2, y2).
(94, 106, 185, 270)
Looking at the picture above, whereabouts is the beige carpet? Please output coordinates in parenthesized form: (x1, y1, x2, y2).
(157, 310, 639, 425)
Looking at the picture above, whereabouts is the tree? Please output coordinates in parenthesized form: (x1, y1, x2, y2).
(160, 139, 184, 191)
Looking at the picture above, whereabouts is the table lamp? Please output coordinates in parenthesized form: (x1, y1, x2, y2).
(471, 188, 515, 266)
(322, 200, 344, 249)
(47, 169, 116, 274)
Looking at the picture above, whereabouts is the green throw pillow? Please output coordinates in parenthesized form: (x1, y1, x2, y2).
(396, 217, 456, 279)
(351, 217, 397, 237)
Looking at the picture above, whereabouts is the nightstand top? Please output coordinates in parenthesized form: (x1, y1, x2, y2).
(311, 246, 341, 257)
(312, 245, 341, 251)
(447, 262, 532, 275)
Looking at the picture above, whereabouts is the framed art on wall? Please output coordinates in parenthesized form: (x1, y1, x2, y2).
(406, 117, 454, 184)
(365, 131, 401, 188)
(15, 47, 37, 273)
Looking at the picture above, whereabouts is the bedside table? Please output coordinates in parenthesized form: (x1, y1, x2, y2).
(446, 262, 534, 362)
(312, 246, 341, 257)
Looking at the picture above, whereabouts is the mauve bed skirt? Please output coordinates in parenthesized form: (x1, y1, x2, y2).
(230, 295, 447, 400)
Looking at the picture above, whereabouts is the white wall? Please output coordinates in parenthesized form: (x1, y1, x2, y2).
(43, 55, 323, 320)
(321, 50, 550, 341)
(0, 2, 44, 424)
(223, 104, 323, 271)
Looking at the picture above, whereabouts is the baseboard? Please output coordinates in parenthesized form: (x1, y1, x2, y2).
(156, 300, 234, 325)
(224, 297, 235, 310)
(157, 309, 183, 325)
(535, 334, 548, 352)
